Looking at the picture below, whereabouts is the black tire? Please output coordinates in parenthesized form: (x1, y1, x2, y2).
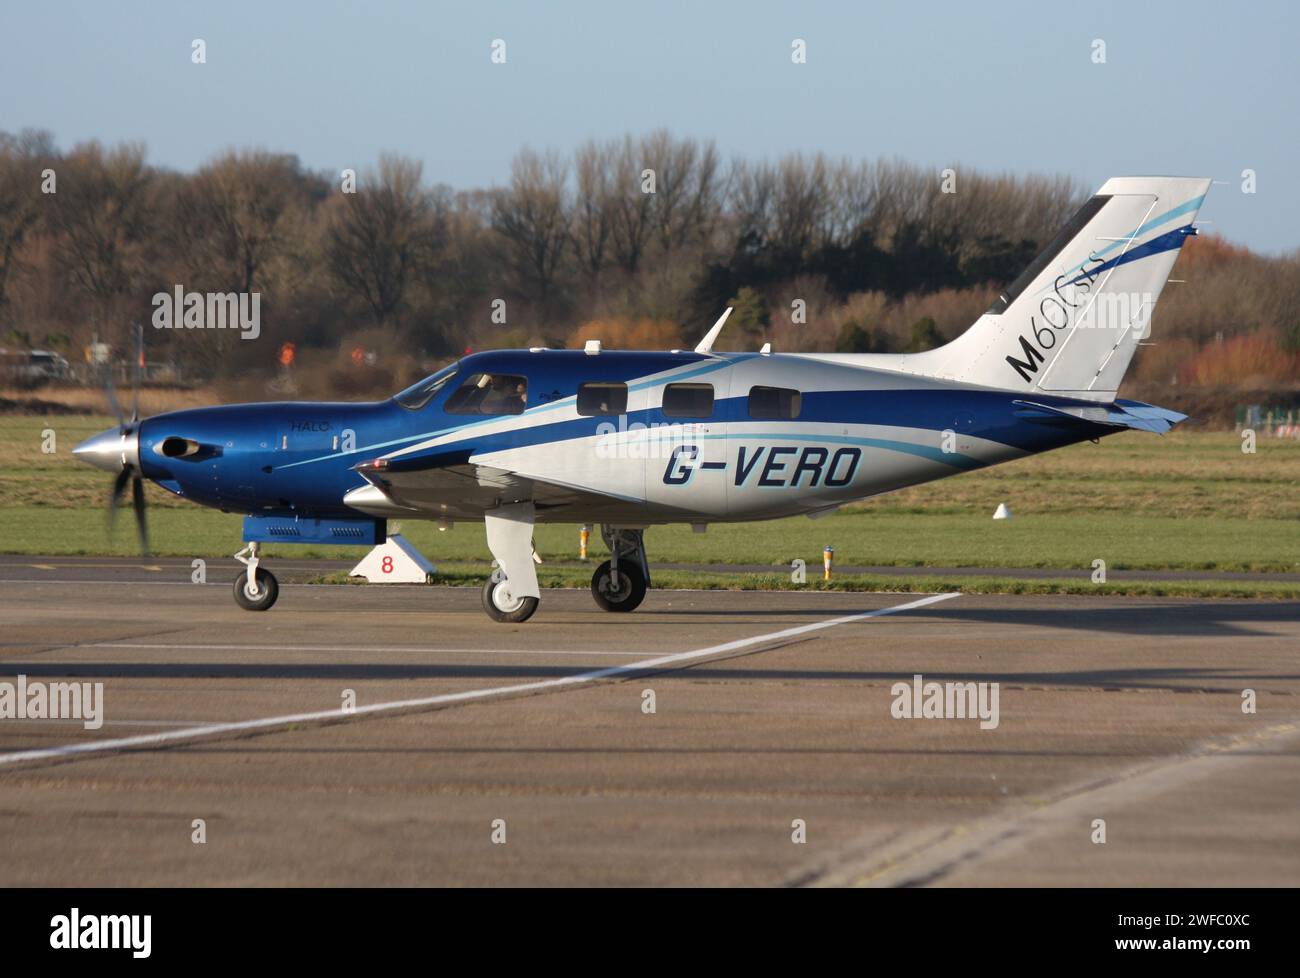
(591, 559, 647, 613)
(232, 568, 279, 611)
(481, 574, 539, 623)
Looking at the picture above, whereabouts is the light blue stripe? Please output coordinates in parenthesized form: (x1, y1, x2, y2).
(695, 430, 984, 470)
(1059, 194, 1205, 280)
(626, 355, 745, 392)
(276, 429, 436, 469)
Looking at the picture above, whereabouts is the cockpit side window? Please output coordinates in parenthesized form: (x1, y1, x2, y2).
(444, 373, 529, 416)
(394, 362, 460, 410)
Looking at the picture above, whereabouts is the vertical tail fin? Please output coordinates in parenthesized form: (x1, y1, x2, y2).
(901, 177, 1211, 400)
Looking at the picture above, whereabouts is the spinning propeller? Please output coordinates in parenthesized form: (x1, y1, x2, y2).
(72, 323, 149, 555)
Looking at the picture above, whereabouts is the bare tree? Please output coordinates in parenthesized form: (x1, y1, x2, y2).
(325, 155, 441, 328)
(727, 158, 777, 259)
(572, 139, 615, 282)
(824, 159, 882, 247)
(45, 141, 154, 344)
(182, 149, 307, 296)
(491, 148, 571, 305)
(607, 136, 657, 274)
(0, 130, 54, 324)
(645, 131, 724, 256)
(771, 153, 833, 260)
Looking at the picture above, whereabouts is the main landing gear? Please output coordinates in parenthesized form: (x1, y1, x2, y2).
(478, 510, 652, 623)
(481, 569, 540, 623)
(232, 541, 279, 612)
(591, 526, 649, 613)
(482, 502, 542, 624)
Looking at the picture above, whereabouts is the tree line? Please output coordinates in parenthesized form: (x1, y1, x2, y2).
(1, 127, 1296, 396)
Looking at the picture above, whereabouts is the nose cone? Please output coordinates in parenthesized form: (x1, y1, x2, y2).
(73, 426, 140, 472)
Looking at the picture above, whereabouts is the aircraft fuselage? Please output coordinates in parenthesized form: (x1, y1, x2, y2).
(115, 348, 1110, 526)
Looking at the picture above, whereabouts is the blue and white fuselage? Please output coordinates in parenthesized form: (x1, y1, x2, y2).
(123, 348, 1133, 523)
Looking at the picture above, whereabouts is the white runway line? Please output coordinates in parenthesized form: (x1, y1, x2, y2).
(0, 579, 208, 586)
(0, 579, 399, 588)
(6, 718, 223, 728)
(82, 643, 655, 657)
(0, 579, 373, 589)
(0, 592, 957, 768)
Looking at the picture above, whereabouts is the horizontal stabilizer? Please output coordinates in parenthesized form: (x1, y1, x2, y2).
(1012, 398, 1187, 434)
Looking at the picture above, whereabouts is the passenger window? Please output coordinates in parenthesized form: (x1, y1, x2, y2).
(576, 382, 628, 417)
(662, 383, 714, 418)
(748, 385, 801, 420)
(444, 373, 528, 415)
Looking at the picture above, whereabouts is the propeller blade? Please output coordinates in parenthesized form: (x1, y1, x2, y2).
(131, 473, 149, 555)
(102, 362, 124, 429)
(131, 322, 144, 423)
(109, 466, 131, 528)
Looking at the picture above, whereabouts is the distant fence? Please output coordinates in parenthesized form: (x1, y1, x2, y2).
(1237, 405, 1300, 438)
(1, 355, 186, 388)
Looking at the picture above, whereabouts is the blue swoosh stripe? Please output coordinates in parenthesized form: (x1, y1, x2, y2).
(278, 356, 744, 470)
(1064, 224, 1195, 287)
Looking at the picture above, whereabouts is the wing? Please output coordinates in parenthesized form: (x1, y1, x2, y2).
(342, 453, 648, 523)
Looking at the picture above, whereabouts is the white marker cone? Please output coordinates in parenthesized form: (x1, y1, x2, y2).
(992, 503, 1012, 520)
(350, 534, 436, 583)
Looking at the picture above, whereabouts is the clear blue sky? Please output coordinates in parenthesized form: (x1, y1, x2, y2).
(2, 0, 1297, 252)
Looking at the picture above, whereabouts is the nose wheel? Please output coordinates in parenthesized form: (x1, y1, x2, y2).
(232, 542, 279, 612)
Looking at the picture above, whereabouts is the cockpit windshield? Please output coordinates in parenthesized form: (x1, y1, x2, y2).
(393, 361, 460, 410)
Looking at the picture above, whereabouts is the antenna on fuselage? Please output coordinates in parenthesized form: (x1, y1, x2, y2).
(693, 307, 733, 355)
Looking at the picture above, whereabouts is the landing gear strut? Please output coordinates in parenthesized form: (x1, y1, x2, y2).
(482, 502, 541, 623)
(591, 526, 649, 613)
(232, 541, 279, 612)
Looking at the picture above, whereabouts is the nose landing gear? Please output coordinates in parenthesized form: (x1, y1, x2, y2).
(232, 542, 279, 612)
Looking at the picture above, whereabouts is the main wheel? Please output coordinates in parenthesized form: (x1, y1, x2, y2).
(481, 574, 539, 623)
(233, 567, 279, 611)
(591, 559, 647, 613)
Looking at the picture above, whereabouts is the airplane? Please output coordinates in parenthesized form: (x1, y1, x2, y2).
(73, 176, 1210, 623)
